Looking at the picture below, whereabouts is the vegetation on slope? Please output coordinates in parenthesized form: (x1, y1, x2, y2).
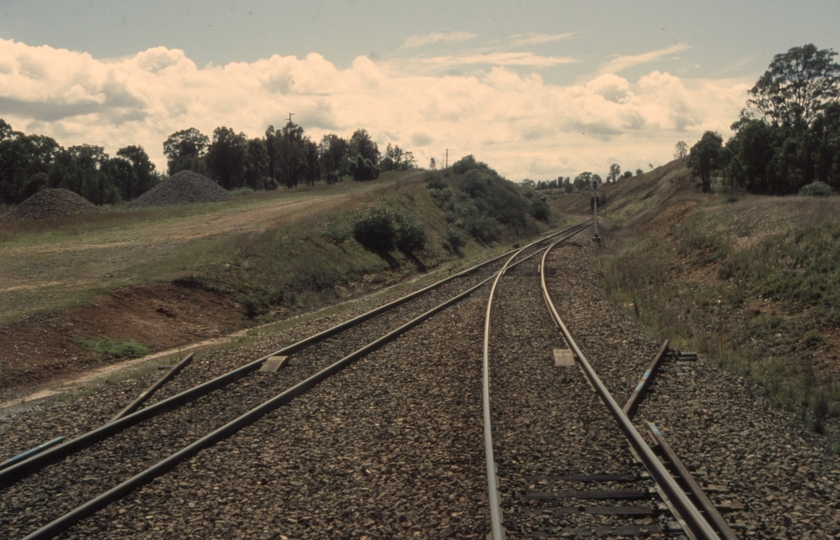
(591, 163, 840, 449)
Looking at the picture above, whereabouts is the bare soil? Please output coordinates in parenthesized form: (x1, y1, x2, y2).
(0, 281, 246, 402)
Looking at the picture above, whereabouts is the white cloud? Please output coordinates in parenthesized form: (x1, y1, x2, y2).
(402, 32, 477, 49)
(384, 52, 577, 76)
(0, 38, 751, 181)
(509, 33, 575, 47)
(599, 43, 691, 75)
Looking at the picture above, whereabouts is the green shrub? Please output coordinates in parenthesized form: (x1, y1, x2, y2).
(74, 336, 149, 358)
(451, 154, 485, 175)
(530, 197, 550, 221)
(444, 226, 466, 251)
(351, 205, 427, 254)
(464, 214, 498, 243)
(323, 220, 352, 244)
(230, 187, 255, 196)
(424, 171, 447, 190)
(393, 211, 426, 252)
(799, 181, 833, 197)
(352, 206, 396, 253)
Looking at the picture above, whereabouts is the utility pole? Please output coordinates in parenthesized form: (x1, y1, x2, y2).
(286, 113, 294, 188)
(591, 177, 600, 243)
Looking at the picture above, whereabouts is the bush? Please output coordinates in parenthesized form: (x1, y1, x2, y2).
(451, 154, 486, 175)
(530, 197, 550, 221)
(352, 206, 396, 253)
(323, 220, 351, 244)
(445, 226, 466, 251)
(349, 155, 380, 181)
(464, 214, 498, 243)
(230, 187, 255, 196)
(351, 205, 426, 254)
(424, 171, 447, 189)
(393, 211, 426, 252)
(799, 181, 833, 197)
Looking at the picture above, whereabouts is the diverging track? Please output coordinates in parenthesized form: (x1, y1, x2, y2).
(481, 232, 735, 539)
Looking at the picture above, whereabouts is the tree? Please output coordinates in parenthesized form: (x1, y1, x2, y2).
(635, 168, 643, 176)
(674, 141, 688, 159)
(688, 131, 724, 193)
(380, 143, 416, 172)
(244, 138, 270, 190)
(747, 44, 840, 128)
(116, 145, 158, 200)
(347, 129, 380, 181)
(0, 124, 60, 204)
(206, 126, 247, 190)
(349, 154, 379, 181)
(573, 172, 592, 192)
(429, 157, 436, 170)
(348, 129, 380, 163)
(48, 145, 119, 204)
(318, 134, 349, 183)
(163, 128, 209, 175)
(622, 170, 633, 179)
(607, 163, 621, 183)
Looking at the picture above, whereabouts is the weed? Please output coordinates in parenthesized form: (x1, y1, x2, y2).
(73, 336, 149, 358)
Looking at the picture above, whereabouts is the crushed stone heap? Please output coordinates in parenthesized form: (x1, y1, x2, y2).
(127, 170, 233, 208)
(0, 189, 100, 223)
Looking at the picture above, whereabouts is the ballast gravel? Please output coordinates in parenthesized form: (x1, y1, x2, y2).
(1, 231, 838, 539)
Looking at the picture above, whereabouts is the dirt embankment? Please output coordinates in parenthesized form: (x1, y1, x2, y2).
(0, 281, 246, 402)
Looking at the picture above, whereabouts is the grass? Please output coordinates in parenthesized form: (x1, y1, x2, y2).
(1, 169, 557, 325)
(599, 183, 840, 449)
(73, 336, 149, 358)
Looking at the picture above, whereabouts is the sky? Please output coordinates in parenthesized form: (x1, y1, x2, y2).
(0, 1, 838, 181)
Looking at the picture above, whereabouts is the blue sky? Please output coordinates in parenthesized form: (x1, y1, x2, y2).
(0, 0, 838, 180)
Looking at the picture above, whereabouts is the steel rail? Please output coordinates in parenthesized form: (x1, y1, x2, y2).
(109, 353, 194, 423)
(0, 222, 582, 490)
(648, 424, 739, 540)
(538, 242, 721, 540)
(21, 246, 528, 540)
(623, 340, 669, 420)
(481, 222, 592, 540)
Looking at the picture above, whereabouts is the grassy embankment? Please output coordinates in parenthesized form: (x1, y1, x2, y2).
(0, 168, 561, 327)
(565, 162, 840, 449)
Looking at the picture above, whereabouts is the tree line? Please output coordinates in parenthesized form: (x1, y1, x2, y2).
(0, 118, 416, 205)
(0, 120, 159, 205)
(165, 121, 416, 191)
(527, 164, 642, 193)
(687, 44, 840, 195)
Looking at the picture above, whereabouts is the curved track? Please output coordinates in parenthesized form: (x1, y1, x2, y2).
(1, 222, 588, 539)
(480, 229, 731, 539)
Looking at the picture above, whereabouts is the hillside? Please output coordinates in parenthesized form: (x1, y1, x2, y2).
(0, 168, 558, 401)
(557, 162, 840, 448)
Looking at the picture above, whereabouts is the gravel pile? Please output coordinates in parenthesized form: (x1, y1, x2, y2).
(0, 189, 99, 223)
(127, 170, 232, 208)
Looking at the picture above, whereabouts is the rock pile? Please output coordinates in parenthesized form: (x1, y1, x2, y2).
(0, 189, 100, 223)
(127, 170, 232, 208)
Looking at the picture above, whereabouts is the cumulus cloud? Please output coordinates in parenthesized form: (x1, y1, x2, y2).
(402, 32, 477, 49)
(0, 38, 750, 181)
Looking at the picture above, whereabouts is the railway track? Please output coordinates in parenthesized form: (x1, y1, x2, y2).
(0, 222, 589, 539)
(480, 231, 739, 539)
